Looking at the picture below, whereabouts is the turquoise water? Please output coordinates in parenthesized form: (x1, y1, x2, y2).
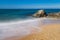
(0, 9, 60, 21)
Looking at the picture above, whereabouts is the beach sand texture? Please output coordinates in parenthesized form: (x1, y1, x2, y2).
(20, 23, 60, 40)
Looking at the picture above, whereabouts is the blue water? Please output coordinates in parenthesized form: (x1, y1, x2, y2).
(0, 9, 60, 21)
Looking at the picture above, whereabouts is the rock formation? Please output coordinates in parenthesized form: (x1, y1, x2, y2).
(33, 10, 60, 18)
(33, 10, 47, 18)
(48, 12, 60, 18)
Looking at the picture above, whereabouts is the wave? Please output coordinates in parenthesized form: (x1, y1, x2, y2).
(0, 18, 43, 40)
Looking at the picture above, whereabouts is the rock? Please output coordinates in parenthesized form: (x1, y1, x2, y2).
(48, 12, 60, 18)
(33, 10, 47, 18)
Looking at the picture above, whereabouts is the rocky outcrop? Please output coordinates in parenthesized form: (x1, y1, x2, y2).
(33, 10, 60, 18)
(33, 10, 47, 18)
(47, 12, 60, 18)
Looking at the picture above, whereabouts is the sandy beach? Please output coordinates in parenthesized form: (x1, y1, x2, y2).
(20, 23, 60, 40)
(1, 18, 60, 40)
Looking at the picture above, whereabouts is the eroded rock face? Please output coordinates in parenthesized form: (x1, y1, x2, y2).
(33, 10, 47, 18)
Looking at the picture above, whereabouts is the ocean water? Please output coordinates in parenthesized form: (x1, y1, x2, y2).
(0, 9, 60, 22)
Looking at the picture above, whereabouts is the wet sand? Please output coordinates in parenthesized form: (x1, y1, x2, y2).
(4, 23, 60, 40)
(20, 23, 60, 40)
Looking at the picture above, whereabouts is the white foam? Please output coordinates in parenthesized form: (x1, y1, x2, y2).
(0, 18, 46, 40)
(1, 17, 60, 40)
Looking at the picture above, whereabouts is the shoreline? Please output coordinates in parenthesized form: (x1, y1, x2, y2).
(1, 17, 60, 40)
(0, 17, 46, 26)
(0, 18, 44, 40)
(0, 17, 60, 25)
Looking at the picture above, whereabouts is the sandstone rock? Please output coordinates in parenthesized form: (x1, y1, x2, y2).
(33, 10, 47, 18)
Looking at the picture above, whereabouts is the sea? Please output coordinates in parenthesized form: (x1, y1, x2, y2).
(0, 9, 60, 22)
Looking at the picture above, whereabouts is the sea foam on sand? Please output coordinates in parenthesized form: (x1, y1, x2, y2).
(0, 17, 60, 40)
(0, 18, 46, 40)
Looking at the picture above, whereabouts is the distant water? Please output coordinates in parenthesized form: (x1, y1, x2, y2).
(0, 9, 60, 22)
